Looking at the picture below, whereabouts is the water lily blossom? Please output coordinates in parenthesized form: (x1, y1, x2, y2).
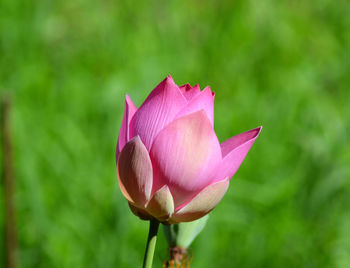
(116, 75, 261, 223)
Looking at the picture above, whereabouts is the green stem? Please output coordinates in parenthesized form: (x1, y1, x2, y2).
(142, 219, 160, 268)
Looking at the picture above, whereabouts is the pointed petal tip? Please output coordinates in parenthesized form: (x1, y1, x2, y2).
(203, 86, 215, 98)
(125, 94, 132, 103)
(125, 93, 136, 105)
(157, 75, 176, 89)
(193, 84, 200, 90)
(131, 134, 142, 143)
(125, 135, 143, 147)
(229, 126, 262, 149)
(130, 75, 187, 150)
(255, 126, 262, 137)
(116, 94, 138, 160)
(166, 74, 175, 83)
(217, 126, 262, 181)
(146, 184, 174, 221)
(180, 83, 192, 91)
(161, 184, 170, 191)
(249, 126, 263, 139)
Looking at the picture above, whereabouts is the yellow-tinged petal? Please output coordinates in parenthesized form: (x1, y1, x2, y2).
(117, 136, 153, 207)
(146, 185, 174, 221)
(171, 178, 229, 223)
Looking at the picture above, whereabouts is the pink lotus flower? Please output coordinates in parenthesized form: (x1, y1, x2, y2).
(116, 75, 261, 223)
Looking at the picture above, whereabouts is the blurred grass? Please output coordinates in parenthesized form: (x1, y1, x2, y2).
(1, 0, 350, 267)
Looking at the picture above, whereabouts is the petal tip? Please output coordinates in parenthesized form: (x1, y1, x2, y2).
(180, 83, 192, 91)
(251, 126, 263, 139)
(146, 184, 175, 221)
(166, 74, 175, 84)
(125, 94, 132, 102)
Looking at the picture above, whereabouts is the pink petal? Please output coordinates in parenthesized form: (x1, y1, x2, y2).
(179, 83, 201, 101)
(116, 95, 137, 161)
(117, 136, 153, 207)
(171, 178, 229, 223)
(146, 185, 174, 221)
(176, 86, 215, 126)
(150, 110, 222, 208)
(216, 127, 262, 181)
(129, 75, 187, 150)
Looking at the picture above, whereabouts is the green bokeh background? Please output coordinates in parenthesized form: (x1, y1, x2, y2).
(1, 0, 350, 267)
